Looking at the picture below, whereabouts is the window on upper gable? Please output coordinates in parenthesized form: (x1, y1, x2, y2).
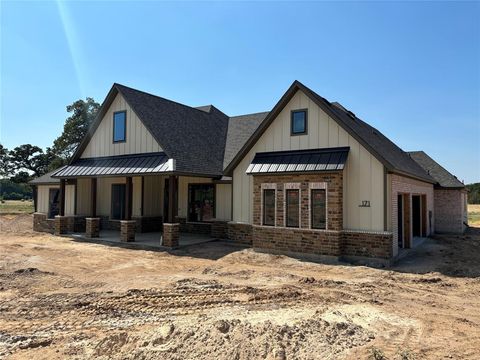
(113, 111, 126, 142)
(291, 109, 307, 135)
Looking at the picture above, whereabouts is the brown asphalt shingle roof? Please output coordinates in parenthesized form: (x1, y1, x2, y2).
(223, 111, 269, 169)
(407, 151, 465, 188)
(38, 80, 446, 185)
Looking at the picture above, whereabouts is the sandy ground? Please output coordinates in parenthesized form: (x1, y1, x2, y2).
(0, 215, 479, 359)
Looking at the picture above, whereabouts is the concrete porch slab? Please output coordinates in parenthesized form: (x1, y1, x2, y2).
(69, 230, 215, 250)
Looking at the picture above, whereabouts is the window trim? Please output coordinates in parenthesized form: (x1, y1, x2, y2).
(261, 183, 276, 226)
(112, 110, 127, 143)
(309, 182, 328, 230)
(187, 183, 216, 223)
(290, 109, 308, 136)
(284, 183, 301, 228)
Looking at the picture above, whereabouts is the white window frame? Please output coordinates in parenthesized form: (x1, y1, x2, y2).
(261, 183, 277, 227)
(309, 182, 328, 230)
(284, 183, 301, 228)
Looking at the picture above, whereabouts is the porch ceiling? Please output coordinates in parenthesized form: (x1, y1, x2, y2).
(52, 152, 171, 178)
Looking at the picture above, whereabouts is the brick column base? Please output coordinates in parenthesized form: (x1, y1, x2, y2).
(121, 220, 136, 242)
(163, 223, 179, 248)
(85, 217, 100, 238)
(54, 215, 69, 235)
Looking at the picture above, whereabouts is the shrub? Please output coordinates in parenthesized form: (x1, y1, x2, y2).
(368, 347, 387, 360)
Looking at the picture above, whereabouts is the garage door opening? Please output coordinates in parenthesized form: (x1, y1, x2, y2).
(397, 194, 404, 248)
(412, 195, 422, 237)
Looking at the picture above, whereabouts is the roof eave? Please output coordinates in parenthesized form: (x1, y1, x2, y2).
(389, 169, 437, 185)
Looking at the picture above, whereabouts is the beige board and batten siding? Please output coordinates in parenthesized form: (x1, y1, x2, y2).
(76, 178, 91, 215)
(78, 176, 163, 218)
(80, 93, 162, 158)
(232, 89, 385, 232)
(216, 184, 232, 221)
(143, 176, 163, 217)
(36, 184, 75, 216)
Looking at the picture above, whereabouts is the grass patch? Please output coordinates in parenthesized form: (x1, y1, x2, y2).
(468, 204, 480, 226)
(0, 200, 34, 214)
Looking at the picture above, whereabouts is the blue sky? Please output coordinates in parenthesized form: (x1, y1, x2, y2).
(1, 1, 479, 183)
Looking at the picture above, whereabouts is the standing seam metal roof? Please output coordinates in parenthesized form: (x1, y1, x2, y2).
(246, 147, 349, 174)
(52, 152, 169, 178)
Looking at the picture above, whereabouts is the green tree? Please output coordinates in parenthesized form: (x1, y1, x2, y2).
(10, 171, 32, 184)
(9, 144, 54, 177)
(52, 97, 100, 160)
(0, 144, 13, 177)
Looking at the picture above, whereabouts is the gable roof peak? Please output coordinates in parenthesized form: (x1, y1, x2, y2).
(113, 83, 213, 115)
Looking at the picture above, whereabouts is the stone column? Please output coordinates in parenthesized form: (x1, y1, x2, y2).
(163, 223, 179, 248)
(33, 212, 47, 232)
(85, 217, 100, 238)
(54, 215, 68, 235)
(121, 220, 136, 242)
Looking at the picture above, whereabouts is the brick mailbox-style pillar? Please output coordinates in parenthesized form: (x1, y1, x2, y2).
(163, 223, 179, 248)
(120, 220, 136, 242)
(85, 218, 100, 238)
(54, 215, 68, 235)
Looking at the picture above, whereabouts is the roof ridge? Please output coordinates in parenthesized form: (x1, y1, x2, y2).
(114, 83, 218, 116)
(230, 111, 270, 119)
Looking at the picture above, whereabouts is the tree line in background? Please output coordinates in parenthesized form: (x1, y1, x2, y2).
(0, 98, 100, 200)
(467, 183, 480, 204)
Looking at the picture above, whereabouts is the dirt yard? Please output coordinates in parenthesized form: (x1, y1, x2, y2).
(0, 215, 479, 359)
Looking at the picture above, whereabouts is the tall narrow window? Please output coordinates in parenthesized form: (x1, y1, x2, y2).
(311, 189, 326, 229)
(291, 110, 307, 135)
(286, 189, 300, 227)
(113, 111, 126, 142)
(263, 189, 276, 226)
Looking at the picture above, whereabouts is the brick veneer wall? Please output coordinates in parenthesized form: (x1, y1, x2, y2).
(252, 173, 343, 231)
(73, 216, 86, 233)
(245, 172, 393, 260)
(133, 216, 163, 233)
(251, 172, 344, 256)
(33, 213, 55, 233)
(253, 225, 342, 256)
(390, 174, 434, 256)
(342, 230, 393, 259)
(175, 216, 212, 234)
(227, 222, 253, 245)
(434, 189, 465, 234)
(99, 217, 121, 231)
(211, 220, 228, 239)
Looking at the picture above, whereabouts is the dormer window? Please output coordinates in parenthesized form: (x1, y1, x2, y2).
(113, 111, 126, 142)
(291, 109, 307, 135)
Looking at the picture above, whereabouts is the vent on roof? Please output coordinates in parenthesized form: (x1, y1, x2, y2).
(332, 101, 356, 119)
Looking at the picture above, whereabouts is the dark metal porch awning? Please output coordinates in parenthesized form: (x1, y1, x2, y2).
(52, 152, 171, 178)
(246, 147, 350, 174)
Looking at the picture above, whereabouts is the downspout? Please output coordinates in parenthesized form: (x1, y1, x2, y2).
(383, 167, 388, 232)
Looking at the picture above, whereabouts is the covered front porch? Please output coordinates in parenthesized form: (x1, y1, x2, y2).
(48, 153, 231, 248)
(69, 230, 216, 250)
